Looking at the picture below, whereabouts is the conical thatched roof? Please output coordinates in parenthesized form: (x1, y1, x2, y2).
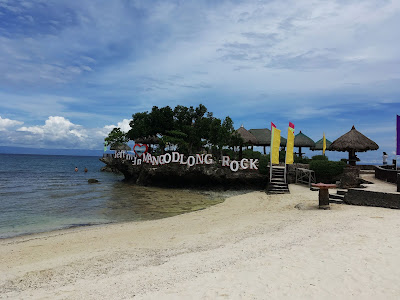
(249, 128, 287, 146)
(236, 126, 258, 144)
(310, 137, 332, 151)
(110, 143, 131, 151)
(294, 131, 315, 147)
(135, 135, 160, 144)
(329, 126, 379, 152)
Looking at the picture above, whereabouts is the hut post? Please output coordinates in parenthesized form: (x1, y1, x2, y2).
(263, 146, 266, 155)
(349, 149, 356, 166)
(299, 146, 302, 158)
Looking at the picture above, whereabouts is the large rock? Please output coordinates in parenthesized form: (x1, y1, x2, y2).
(340, 166, 361, 188)
(100, 157, 267, 190)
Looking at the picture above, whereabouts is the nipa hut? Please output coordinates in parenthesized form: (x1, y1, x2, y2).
(235, 125, 258, 159)
(236, 125, 258, 144)
(249, 128, 287, 154)
(294, 131, 315, 158)
(310, 137, 332, 152)
(329, 125, 379, 166)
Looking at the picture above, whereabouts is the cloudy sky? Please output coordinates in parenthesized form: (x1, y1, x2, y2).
(0, 0, 399, 162)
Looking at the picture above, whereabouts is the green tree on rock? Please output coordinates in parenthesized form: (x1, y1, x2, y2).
(105, 128, 129, 148)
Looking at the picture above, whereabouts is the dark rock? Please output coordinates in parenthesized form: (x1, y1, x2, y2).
(100, 157, 267, 190)
(344, 189, 400, 209)
(100, 165, 122, 174)
(88, 179, 99, 184)
(340, 166, 360, 188)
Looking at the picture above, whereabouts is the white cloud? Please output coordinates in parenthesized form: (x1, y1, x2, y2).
(104, 118, 132, 133)
(0, 116, 133, 149)
(0, 116, 23, 131)
(17, 116, 88, 144)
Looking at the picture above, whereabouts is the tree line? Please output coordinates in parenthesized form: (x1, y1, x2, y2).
(105, 104, 243, 157)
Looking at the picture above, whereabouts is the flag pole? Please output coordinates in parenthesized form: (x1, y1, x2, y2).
(396, 114, 398, 169)
(270, 123, 273, 182)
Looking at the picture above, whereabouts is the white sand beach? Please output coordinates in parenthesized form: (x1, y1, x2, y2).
(1, 183, 400, 299)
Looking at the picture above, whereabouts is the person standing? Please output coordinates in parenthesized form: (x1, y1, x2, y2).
(382, 152, 388, 165)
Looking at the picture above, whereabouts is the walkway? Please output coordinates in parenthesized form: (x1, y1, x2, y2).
(359, 174, 399, 194)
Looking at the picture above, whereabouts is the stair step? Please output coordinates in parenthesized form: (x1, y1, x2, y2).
(310, 187, 319, 191)
(337, 189, 347, 195)
(329, 194, 344, 200)
(270, 183, 287, 187)
(270, 184, 288, 188)
(329, 199, 345, 204)
(267, 190, 290, 194)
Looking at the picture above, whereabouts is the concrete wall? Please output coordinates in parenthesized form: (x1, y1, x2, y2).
(344, 189, 400, 209)
(375, 166, 399, 183)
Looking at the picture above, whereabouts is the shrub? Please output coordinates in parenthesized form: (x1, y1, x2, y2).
(222, 148, 236, 159)
(309, 160, 346, 183)
(258, 155, 269, 175)
(294, 155, 310, 164)
(242, 149, 262, 159)
(311, 155, 328, 161)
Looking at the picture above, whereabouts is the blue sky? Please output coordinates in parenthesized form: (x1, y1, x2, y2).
(0, 0, 399, 163)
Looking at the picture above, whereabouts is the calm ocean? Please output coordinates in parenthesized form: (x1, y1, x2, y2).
(0, 154, 221, 239)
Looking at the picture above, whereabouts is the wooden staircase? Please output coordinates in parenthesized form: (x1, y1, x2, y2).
(267, 166, 290, 194)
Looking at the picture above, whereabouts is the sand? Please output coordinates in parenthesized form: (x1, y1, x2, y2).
(1, 183, 400, 299)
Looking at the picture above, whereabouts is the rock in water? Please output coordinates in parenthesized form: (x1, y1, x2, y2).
(88, 179, 99, 184)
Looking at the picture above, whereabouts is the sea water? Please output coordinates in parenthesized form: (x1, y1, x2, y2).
(0, 154, 223, 239)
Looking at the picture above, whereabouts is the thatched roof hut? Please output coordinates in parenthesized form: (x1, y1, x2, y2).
(249, 128, 287, 146)
(110, 143, 131, 151)
(294, 131, 315, 147)
(236, 126, 258, 144)
(329, 125, 379, 165)
(329, 126, 379, 152)
(310, 138, 332, 151)
(234, 125, 258, 159)
(249, 128, 288, 154)
(294, 131, 315, 158)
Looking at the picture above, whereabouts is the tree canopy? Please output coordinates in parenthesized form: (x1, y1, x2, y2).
(105, 104, 242, 156)
(104, 127, 129, 148)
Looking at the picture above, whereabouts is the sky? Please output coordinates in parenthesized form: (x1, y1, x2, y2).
(0, 0, 399, 163)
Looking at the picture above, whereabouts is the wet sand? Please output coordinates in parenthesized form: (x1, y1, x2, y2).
(1, 184, 400, 299)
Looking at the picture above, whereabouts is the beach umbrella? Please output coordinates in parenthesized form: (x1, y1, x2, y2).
(329, 125, 379, 166)
(310, 137, 332, 152)
(294, 131, 315, 158)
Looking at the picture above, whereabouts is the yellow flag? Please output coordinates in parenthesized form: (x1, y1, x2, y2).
(285, 123, 295, 164)
(271, 127, 281, 164)
(323, 132, 326, 155)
